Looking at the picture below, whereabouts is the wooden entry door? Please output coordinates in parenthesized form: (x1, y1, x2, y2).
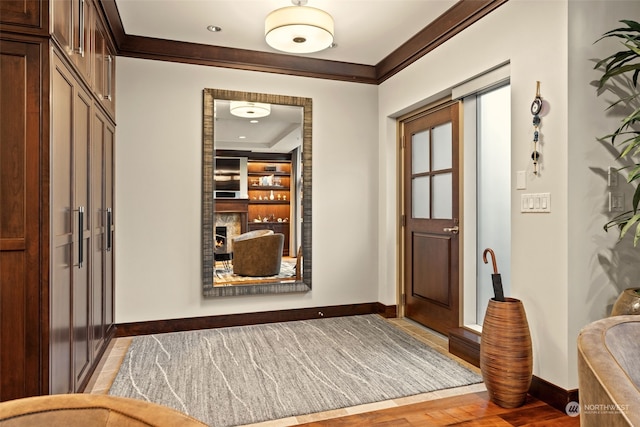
(403, 102, 460, 336)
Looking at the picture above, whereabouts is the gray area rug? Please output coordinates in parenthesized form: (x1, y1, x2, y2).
(109, 315, 482, 426)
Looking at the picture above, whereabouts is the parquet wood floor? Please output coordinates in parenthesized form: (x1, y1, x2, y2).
(296, 391, 580, 426)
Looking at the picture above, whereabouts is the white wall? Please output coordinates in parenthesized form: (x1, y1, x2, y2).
(377, 0, 639, 390)
(567, 0, 640, 388)
(115, 59, 379, 322)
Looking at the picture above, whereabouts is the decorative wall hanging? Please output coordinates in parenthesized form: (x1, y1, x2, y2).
(530, 81, 542, 174)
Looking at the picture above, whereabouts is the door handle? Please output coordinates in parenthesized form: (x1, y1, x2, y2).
(78, 0, 85, 56)
(76, 206, 85, 268)
(106, 208, 112, 252)
(443, 225, 459, 235)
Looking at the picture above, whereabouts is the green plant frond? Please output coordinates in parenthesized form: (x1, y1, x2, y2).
(604, 211, 633, 232)
(600, 63, 640, 83)
(627, 165, 640, 183)
(619, 212, 640, 240)
(621, 143, 640, 158)
(603, 20, 640, 35)
(605, 92, 640, 110)
(610, 128, 640, 147)
(633, 185, 640, 212)
(597, 20, 640, 248)
(597, 55, 638, 86)
(628, 42, 640, 56)
(611, 132, 640, 157)
(619, 20, 640, 31)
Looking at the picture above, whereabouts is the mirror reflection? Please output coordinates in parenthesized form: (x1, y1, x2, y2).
(202, 89, 312, 297)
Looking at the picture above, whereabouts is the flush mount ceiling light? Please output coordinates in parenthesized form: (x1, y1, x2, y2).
(265, 0, 334, 54)
(229, 101, 271, 118)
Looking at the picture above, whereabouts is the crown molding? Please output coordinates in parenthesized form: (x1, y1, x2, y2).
(98, 0, 508, 85)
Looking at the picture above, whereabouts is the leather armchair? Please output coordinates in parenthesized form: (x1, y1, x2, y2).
(577, 315, 640, 426)
(0, 394, 207, 426)
(232, 229, 284, 277)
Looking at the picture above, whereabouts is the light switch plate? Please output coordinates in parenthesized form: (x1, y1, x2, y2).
(521, 192, 551, 213)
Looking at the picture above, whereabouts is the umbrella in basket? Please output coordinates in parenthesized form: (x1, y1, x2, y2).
(482, 248, 505, 302)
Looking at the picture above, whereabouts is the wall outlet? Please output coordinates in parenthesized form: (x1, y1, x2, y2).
(609, 192, 625, 212)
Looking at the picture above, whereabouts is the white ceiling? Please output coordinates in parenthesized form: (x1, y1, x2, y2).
(114, 0, 458, 65)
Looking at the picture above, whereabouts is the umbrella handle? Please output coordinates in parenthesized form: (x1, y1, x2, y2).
(483, 248, 499, 274)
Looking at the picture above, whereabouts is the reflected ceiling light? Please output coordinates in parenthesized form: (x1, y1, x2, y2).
(229, 101, 271, 118)
(265, 0, 334, 54)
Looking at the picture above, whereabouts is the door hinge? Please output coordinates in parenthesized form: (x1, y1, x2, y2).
(401, 135, 406, 149)
(401, 214, 406, 227)
(401, 293, 406, 306)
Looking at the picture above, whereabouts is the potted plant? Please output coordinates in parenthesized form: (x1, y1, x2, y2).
(595, 19, 640, 315)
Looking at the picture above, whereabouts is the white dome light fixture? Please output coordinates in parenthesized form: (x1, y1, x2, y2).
(229, 101, 271, 118)
(265, 0, 334, 54)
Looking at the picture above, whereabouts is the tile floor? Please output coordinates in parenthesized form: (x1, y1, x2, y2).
(84, 316, 486, 426)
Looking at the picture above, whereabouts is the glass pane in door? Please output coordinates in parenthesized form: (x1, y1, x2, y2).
(432, 173, 452, 219)
(412, 176, 430, 219)
(432, 122, 452, 171)
(412, 130, 430, 174)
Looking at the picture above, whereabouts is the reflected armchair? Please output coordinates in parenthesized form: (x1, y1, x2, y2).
(232, 229, 284, 277)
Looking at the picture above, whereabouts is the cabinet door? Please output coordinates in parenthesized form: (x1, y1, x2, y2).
(103, 42, 116, 118)
(72, 79, 92, 390)
(51, 53, 75, 395)
(91, 109, 105, 356)
(0, 38, 44, 401)
(93, 18, 115, 119)
(0, 0, 47, 33)
(90, 107, 115, 355)
(104, 120, 115, 331)
(73, 0, 93, 82)
(52, 0, 92, 82)
(51, 52, 92, 393)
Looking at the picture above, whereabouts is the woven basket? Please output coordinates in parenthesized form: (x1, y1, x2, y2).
(480, 297, 533, 408)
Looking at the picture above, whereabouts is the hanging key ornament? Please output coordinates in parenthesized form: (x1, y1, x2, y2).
(530, 81, 542, 174)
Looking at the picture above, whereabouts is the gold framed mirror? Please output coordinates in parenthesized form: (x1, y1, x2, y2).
(202, 89, 312, 297)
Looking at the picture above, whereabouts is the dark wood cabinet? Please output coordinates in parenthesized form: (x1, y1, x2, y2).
(51, 0, 115, 120)
(50, 50, 116, 395)
(0, 36, 46, 401)
(51, 51, 95, 393)
(0, 2, 117, 400)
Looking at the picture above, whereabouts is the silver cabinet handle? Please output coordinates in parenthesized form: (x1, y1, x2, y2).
(77, 0, 85, 56)
(106, 55, 113, 101)
(443, 225, 459, 235)
(77, 206, 85, 267)
(106, 208, 112, 252)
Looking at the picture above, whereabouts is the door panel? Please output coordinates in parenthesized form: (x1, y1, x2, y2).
(104, 119, 115, 332)
(412, 233, 451, 306)
(403, 102, 460, 336)
(51, 55, 74, 394)
(72, 84, 92, 389)
(91, 110, 105, 356)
